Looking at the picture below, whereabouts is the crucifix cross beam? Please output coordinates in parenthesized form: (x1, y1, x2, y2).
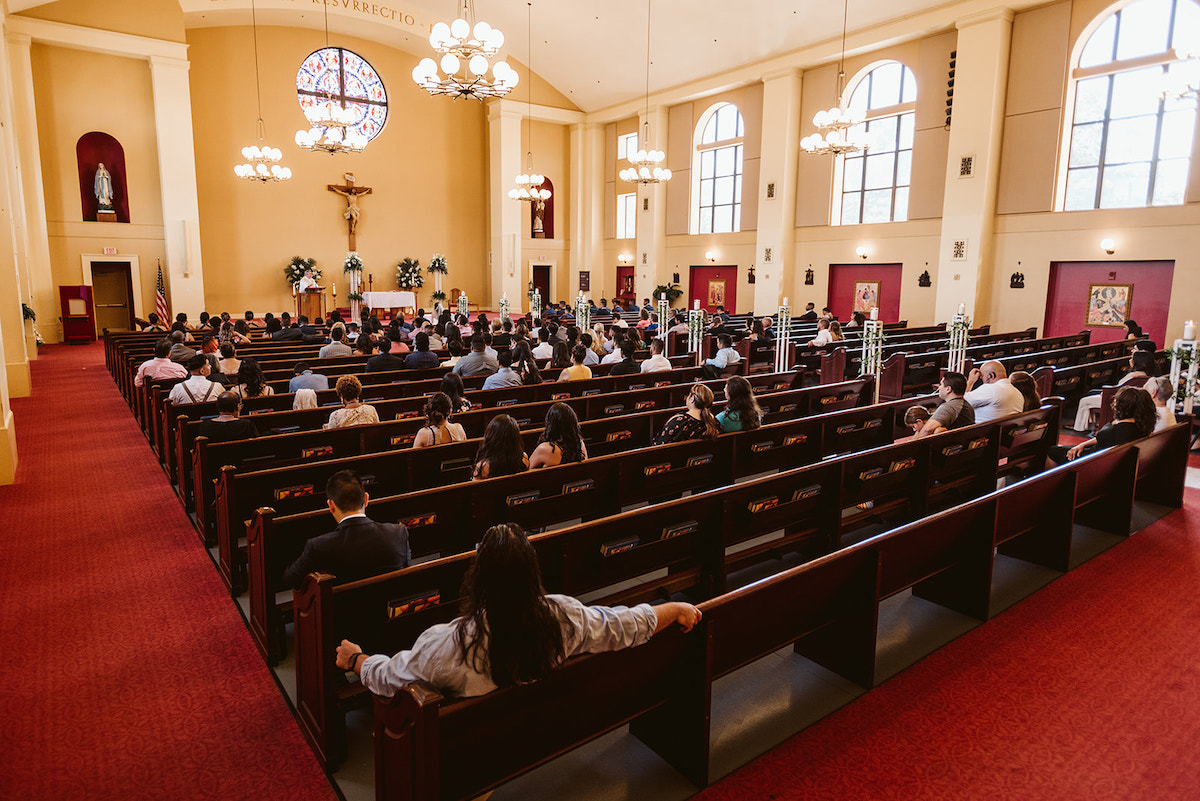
(327, 172, 373, 251)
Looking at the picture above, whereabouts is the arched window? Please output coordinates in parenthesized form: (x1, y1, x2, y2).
(692, 103, 745, 234)
(296, 47, 389, 143)
(838, 61, 917, 225)
(1062, 0, 1200, 210)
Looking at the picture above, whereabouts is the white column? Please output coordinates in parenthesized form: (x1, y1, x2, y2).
(635, 105, 668, 305)
(584, 123, 606, 281)
(148, 55, 206, 318)
(754, 68, 803, 315)
(569, 122, 586, 282)
(6, 32, 54, 349)
(0, 23, 30, 399)
(933, 9, 1013, 323)
(488, 102, 524, 310)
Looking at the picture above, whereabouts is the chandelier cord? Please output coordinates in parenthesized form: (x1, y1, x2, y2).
(645, 0, 652, 125)
(526, 1, 532, 170)
(251, 0, 264, 140)
(837, 0, 849, 97)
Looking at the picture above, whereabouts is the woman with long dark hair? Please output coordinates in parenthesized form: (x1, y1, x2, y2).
(335, 523, 702, 697)
(1009, 370, 1041, 412)
(549, 340, 572, 370)
(234, 358, 273, 399)
(1051, 385, 1156, 463)
(472, 414, 529, 479)
(530, 403, 588, 469)
(653, 384, 722, 444)
(510, 340, 543, 385)
(439, 372, 474, 414)
(1073, 349, 1156, 430)
(412, 392, 466, 448)
(716, 375, 762, 432)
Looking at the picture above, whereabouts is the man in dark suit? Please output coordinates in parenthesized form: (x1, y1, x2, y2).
(366, 333, 408, 372)
(798, 302, 818, 321)
(282, 470, 410, 590)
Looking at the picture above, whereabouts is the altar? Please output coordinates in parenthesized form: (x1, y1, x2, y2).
(362, 290, 416, 318)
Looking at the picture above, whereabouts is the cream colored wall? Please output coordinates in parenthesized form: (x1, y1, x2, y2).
(30, 43, 167, 317)
(187, 24, 490, 316)
(18, 0, 186, 43)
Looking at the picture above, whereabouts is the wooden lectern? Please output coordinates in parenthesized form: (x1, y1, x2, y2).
(298, 288, 326, 321)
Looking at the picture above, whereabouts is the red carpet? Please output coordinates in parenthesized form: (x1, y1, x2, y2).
(696, 489, 1200, 800)
(0, 343, 335, 801)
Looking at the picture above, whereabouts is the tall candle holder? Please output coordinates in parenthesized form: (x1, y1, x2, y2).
(657, 293, 670, 342)
(574, 293, 590, 332)
(947, 308, 970, 375)
(498, 293, 510, 321)
(530, 290, 541, 323)
(774, 301, 791, 373)
(457, 292, 469, 319)
(862, 311, 884, 404)
(688, 305, 706, 366)
(1169, 326, 1197, 415)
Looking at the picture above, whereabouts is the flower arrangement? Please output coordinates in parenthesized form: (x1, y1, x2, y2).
(498, 295, 510, 320)
(860, 321, 886, 377)
(284, 256, 319, 287)
(344, 252, 363, 274)
(396, 257, 424, 290)
(574, 295, 590, 332)
(428, 253, 448, 303)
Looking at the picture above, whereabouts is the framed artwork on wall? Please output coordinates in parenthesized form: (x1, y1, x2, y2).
(1086, 283, 1133, 327)
(579, 271, 590, 292)
(853, 281, 880, 313)
(707, 279, 726, 308)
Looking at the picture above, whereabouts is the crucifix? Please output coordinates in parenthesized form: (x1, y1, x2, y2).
(327, 172, 373, 251)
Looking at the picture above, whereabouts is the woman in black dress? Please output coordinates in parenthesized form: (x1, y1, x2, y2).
(652, 384, 722, 445)
(1050, 385, 1156, 464)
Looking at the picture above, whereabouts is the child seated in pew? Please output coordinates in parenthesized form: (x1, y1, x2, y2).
(197, 392, 258, 443)
(335, 523, 701, 698)
(282, 470, 410, 590)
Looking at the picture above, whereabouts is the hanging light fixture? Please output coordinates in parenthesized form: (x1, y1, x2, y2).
(235, 0, 291, 182)
(294, 2, 370, 154)
(509, 2, 550, 203)
(801, 0, 870, 156)
(412, 0, 518, 100)
(620, 0, 672, 185)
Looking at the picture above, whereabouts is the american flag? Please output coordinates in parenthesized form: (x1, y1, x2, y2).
(155, 263, 169, 323)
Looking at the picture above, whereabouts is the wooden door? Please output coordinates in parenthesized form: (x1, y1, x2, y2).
(532, 264, 551, 304)
(91, 262, 134, 334)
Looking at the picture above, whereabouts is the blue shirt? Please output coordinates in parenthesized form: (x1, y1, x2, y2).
(288, 371, 329, 393)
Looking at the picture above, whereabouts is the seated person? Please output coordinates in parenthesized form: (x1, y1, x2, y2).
(532, 327, 555, 359)
(483, 350, 524, 389)
(216, 342, 241, 380)
(232, 358, 274, 400)
(1050, 386, 1156, 463)
(471, 414, 529, 479)
(807, 319, 833, 347)
(197, 392, 259, 443)
(903, 405, 932, 436)
(798, 303, 818, 322)
(289, 362, 329, 393)
(324, 375, 380, 429)
(167, 330, 196, 363)
(366, 335, 408, 372)
(510, 341, 542, 385)
(142, 312, 167, 332)
(640, 338, 672, 373)
(653, 384, 722, 444)
(319, 327, 353, 358)
(412, 392, 467, 448)
(557, 344, 594, 381)
(167, 355, 224, 405)
(601, 332, 626, 365)
(702, 334, 740, 378)
(1072, 351, 1155, 431)
(404, 332, 442, 370)
(282, 470, 410, 590)
(134, 338, 187, 387)
(335, 523, 701, 698)
(964, 361, 1025, 423)
(293, 388, 319, 410)
(453, 335, 500, 378)
(716, 375, 762, 432)
(1009, 371, 1042, 412)
(1144, 376, 1177, 432)
(529, 403, 588, 469)
(578, 333, 601, 365)
(608, 340, 640, 376)
(912, 372, 975, 437)
(439, 373, 474, 414)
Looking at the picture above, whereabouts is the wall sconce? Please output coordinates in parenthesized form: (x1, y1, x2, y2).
(1101, 238, 1116, 255)
(618, 253, 631, 264)
(804, 268, 815, 286)
(704, 251, 716, 263)
(855, 246, 868, 260)
(747, 264, 756, 284)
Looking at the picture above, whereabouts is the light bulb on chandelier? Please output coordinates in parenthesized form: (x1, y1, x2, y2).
(801, 0, 871, 158)
(234, 0, 291, 182)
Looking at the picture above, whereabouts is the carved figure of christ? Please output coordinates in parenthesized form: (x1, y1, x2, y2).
(328, 173, 373, 250)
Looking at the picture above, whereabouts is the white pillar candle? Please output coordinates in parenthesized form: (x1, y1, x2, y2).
(958, 303, 965, 315)
(332, 282, 336, 296)
(660, 293, 666, 301)
(502, 291, 508, 300)
(694, 300, 701, 310)
(870, 307, 878, 320)
(1185, 321, 1196, 341)
(782, 297, 788, 307)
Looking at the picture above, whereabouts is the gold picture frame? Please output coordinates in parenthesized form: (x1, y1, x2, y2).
(1086, 283, 1133, 327)
(853, 281, 880, 314)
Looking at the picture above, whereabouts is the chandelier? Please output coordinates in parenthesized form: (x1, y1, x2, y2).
(801, 0, 869, 157)
(620, 0, 671, 185)
(235, 0, 291, 182)
(509, 2, 550, 203)
(295, 2, 370, 154)
(412, 1, 518, 100)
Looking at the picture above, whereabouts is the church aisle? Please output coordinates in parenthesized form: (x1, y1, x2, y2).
(0, 342, 335, 801)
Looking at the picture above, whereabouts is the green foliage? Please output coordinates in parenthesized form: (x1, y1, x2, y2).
(22, 302, 36, 322)
(396, 257, 424, 290)
(284, 256, 319, 287)
(652, 283, 684, 305)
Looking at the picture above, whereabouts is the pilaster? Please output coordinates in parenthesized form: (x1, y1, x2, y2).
(754, 68, 803, 315)
(488, 102, 525, 310)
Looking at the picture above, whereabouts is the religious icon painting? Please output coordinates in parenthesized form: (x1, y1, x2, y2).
(1086, 283, 1133, 327)
(853, 281, 880, 314)
(707, 279, 726, 308)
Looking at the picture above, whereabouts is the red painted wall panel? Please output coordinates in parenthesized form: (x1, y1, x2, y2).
(688, 265, 739, 313)
(1044, 260, 1174, 347)
(827, 263, 904, 323)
